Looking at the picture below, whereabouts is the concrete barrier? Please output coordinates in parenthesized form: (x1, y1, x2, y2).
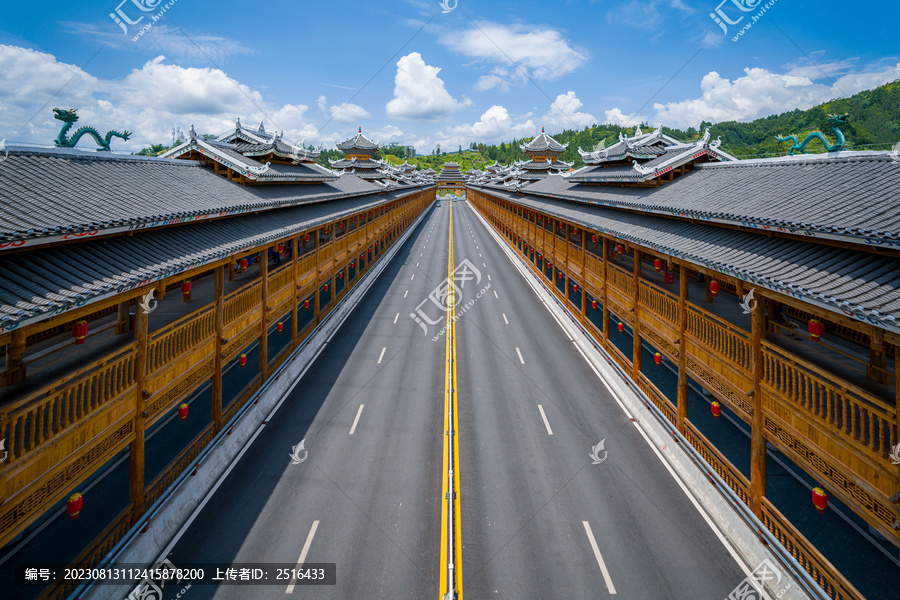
(84, 204, 434, 600)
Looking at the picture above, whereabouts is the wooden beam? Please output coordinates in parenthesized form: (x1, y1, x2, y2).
(129, 302, 148, 525)
(115, 301, 130, 335)
(1, 327, 27, 386)
(212, 265, 224, 432)
(291, 237, 299, 346)
(677, 264, 688, 434)
(750, 289, 766, 518)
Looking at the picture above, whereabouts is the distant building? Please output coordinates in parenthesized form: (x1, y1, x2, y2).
(330, 127, 384, 181)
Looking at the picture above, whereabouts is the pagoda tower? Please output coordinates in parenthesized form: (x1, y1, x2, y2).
(330, 127, 384, 181)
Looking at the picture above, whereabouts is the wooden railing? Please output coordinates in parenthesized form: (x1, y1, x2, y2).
(687, 305, 751, 372)
(639, 281, 679, 326)
(762, 499, 863, 600)
(147, 308, 215, 373)
(1, 343, 137, 464)
(684, 421, 751, 507)
(224, 281, 261, 325)
(762, 341, 897, 458)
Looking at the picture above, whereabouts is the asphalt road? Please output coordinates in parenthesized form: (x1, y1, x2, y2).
(161, 206, 449, 599)
(452, 202, 747, 599)
(140, 200, 751, 600)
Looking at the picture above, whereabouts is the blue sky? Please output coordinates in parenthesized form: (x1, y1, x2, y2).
(1, 0, 898, 153)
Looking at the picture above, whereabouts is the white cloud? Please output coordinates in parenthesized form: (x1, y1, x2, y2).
(651, 63, 900, 128)
(603, 107, 649, 127)
(316, 95, 372, 124)
(385, 52, 471, 121)
(439, 22, 588, 89)
(62, 23, 253, 62)
(0, 45, 330, 151)
(544, 91, 597, 131)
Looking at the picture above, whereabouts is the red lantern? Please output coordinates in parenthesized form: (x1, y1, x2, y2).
(592, 300, 597, 309)
(710, 281, 720, 297)
(808, 319, 823, 342)
(324, 284, 329, 292)
(654, 352, 662, 365)
(240, 258, 248, 271)
(239, 354, 247, 367)
(711, 400, 722, 418)
(338, 272, 343, 279)
(324, 226, 329, 233)
(616, 244, 624, 254)
(73, 320, 88, 345)
(538, 255, 542, 261)
(304, 235, 310, 243)
(654, 259, 662, 272)
(277, 322, 284, 333)
(277, 243, 284, 253)
(617, 322, 624, 333)
(812, 487, 828, 513)
(181, 280, 191, 301)
(665, 272, 675, 284)
(573, 284, 578, 292)
(592, 235, 598, 243)
(178, 403, 188, 421)
(67, 493, 83, 520)
(350, 262, 355, 269)
(304, 300, 310, 309)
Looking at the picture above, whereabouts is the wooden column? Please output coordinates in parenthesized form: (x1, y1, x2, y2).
(869, 326, 888, 384)
(580, 231, 587, 325)
(291, 238, 299, 346)
(2, 327, 27, 386)
(705, 274, 714, 304)
(129, 302, 149, 524)
(632, 249, 642, 380)
(315, 228, 322, 322)
(677, 263, 689, 434)
(602, 238, 610, 344)
(750, 290, 766, 517)
(212, 265, 224, 432)
(259, 249, 269, 380)
(115, 301, 130, 335)
(766, 297, 777, 334)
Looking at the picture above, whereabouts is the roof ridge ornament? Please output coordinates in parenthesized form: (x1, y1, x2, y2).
(52, 108, 131, 152)
(189, 124, 197, 140)
(701, 127, 711, 145)
(775, 113, 849, 155)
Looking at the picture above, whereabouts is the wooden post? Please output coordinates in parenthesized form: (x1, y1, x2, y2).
(129, 303, 149, 524)
(581, 226, 587, 326)
(766, 297, 776, 334)
(212, 265, 224, 432)
(259, 249, 269, 380)
(705, 274, 714, 304)
(602, 237, 610, 344)
(115, 301, 130, 335)
(2, 327, 27, 386)
(315, 228, 321, 323)
(869, 326, 888, 384)
(291, 238, 299, 346)
(677, 263, 689, 434)
(750, 289, 766, 517)
(632, 249, 642, 379)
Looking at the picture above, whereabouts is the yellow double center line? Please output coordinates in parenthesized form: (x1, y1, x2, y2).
(440, 201, 463, 599)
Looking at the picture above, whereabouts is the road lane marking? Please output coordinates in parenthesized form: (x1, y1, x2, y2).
(378, 347, 386, 364)
(411, 274, 415, 280)
(516, 347, 525, 364)
(394, 313, 399, 324)
(417, 262, 419, 267)
(479, 253, 482, 257)
(404, 290, 409, 298)
(487, 274, 491, 281)
(349, 404, 365, 435)
(493, 291, 499, 299)
(286, 520, 320, 594)
(502, 313, 508, 325)
(537, 404, 553, 435)
(483, 262, 486, 267)
(582, 521, 617, 595)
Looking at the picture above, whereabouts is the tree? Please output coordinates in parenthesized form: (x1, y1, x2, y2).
(136, 144, 169, 156)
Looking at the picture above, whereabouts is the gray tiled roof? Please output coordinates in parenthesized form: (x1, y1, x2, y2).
(0, 147, 386, 245)
(521, 130, 568, 153)
(0, 188, 424, 327)
(522, 152, 900, 246)
(471, 186, 900, 331)
(336, 130, 379, 151)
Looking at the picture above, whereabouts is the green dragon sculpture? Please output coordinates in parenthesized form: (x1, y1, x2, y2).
(775, 113, 848, 155)
(53, 108, 131, 151)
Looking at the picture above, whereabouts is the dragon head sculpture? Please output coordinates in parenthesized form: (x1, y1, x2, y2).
(53, 108, 80, 123)
(827, 113, 850, 127)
